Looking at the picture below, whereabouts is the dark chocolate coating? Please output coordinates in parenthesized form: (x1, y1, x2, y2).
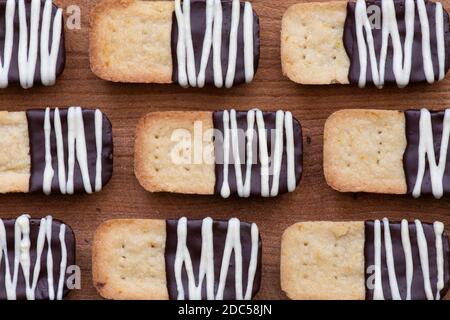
(0, 0, 65, 87)
(403, 109, 450, 195)
(26, 108, 114, 194)
(213, 110, 303, 197)
(0, 217, 76, 300)
(343, 0, 450, 86)
(171, 0, 260, 87)
(165, 219, 262, 300)
(364, 220, 450, 300)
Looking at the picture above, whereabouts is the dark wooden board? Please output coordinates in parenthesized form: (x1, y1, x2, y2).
(1, 0, 450, 300)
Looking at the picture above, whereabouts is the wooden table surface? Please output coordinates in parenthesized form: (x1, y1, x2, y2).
(1, 0, 450, 300)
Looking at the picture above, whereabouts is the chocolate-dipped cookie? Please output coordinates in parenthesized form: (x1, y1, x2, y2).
(281, 0, 450, 88)
(281, 219, 450, 300)
(134, 109, 303, 198)
(92, 217, 262, 300)
(0, 214, 76, 300)
(324, 108, 450, 199)
(90, 0, 260, 88)
(0, 0, 65, 88)
(0, 107, 113, 194)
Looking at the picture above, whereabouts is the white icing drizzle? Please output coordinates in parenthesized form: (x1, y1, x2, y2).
(415, 219, 434, 300)
(0, 0, 15, 88)
(412, 108, 450, 199)
(354, 0, 445, 88)
(54, 108, 66, 194)
(197, 0, 214, 88)
(41, 107, 104, 195)
(174, 0, 188, 88)
(174, 217, 259, 300)
(40, 0, 62, 86)
(94, 109, 103, 192)
(382, 218, 401, 300)
(43, 107, 54, 195)
(401, 219, 413, 300)
(174, 0, 255, 88)
(0, 215, 67, 300)
(16, 0, 62, 89)
(243, 2, 254, 83)
(220, 109, 297, 198)
(434, 221, 445, 300)
(224, 0, 241, 88)
(56, 224, 67, 300)
(18, 0, 40, 89)
(285, 111, 296, 192)
(436, 3, 446, 81)
(372, 218, 446, 300)
(212, 0, 223, 88)
(183, 0, 197, 87)
(373, 219, 384, 300)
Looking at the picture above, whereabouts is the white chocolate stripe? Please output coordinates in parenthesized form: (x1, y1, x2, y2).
(212, 0, 223, 88)
(94, 109, 103, 192)
(243, 2, 254, 83)
(175, 0, 256, 88)
(436, 3, 446, 81)
(41, 107, 104, 194)
(16, 0, 62, 89)
(401, 219, 414, 300)
(285, 111, 296, 192)
(434, 221, 445, 299)
(0, 0, 15, 88)
(270, 110, 285, 197)
(382, 218, 401, 300)
(54, 108, 67, 194)
(373, 219, 384, 300)
(415, 219, 434, 300)
(371, 218, 446, 300)
(40, 0, 62, 86)
(0, 215, 68, 300)
(174, 217, 259, 300)
(354, 0, 445, 88)
(220, 109, 297, 198)
(224, 0, 241, 88)
(43, 107, 54, 195)
(197, 0, 214, 88)
(412, 108, 450, 199)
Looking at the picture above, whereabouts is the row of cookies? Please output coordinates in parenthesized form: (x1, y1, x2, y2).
(1, 107, 448, 200)
(0, 214, 448, 300)
(0, 0, 448, 89)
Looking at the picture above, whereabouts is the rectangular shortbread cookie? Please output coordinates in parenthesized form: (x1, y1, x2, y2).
(90, 0, 260, 88)
(134, 111, 215, 195)
(0, 107, 114, 195)
(92, 219, 169, 300)
(281, 1, 350, 85)
(323, 109, 407, 194)
(281, 1, 450, 87)
(134, 110, 303, 197)
(0, 111, 30, 193)
(93, 217, 262, 300)
(281, 219, 450, 300)
(90, 0, 174, 83)
(281, 221, 365, 300)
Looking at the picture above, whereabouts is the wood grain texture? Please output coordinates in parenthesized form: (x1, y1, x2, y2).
(1, 0, 450, 300)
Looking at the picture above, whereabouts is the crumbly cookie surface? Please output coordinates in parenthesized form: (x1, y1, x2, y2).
(134, 111, 215, 194)
(280, 221, 365, 300)
(323, 109, 407, 194)
(92, 219, 169, 300)
(281, 1, 350, 84)
(90, 0, 174, 83)
(0, 111, 30, 193)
